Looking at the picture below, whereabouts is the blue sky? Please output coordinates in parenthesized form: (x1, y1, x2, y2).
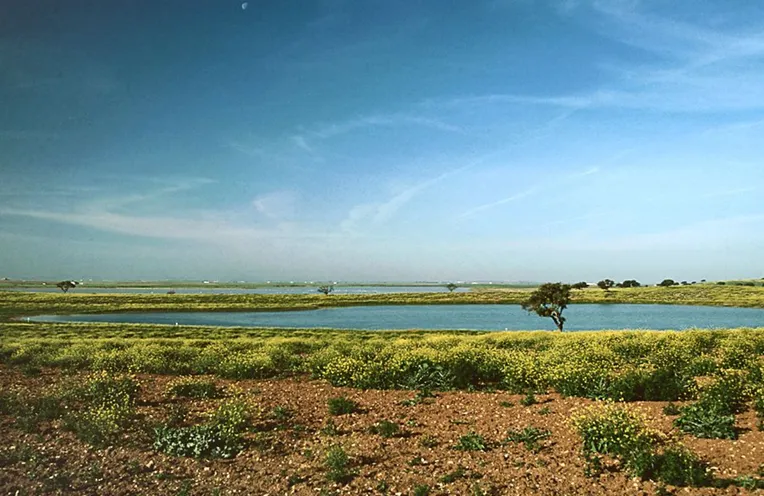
(1, 0, 763, 282)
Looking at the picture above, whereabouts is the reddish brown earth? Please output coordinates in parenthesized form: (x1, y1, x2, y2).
(0, 366, 762, 495)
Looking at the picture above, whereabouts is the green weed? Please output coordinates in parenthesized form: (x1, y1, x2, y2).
(324, 445, 354, 483)
(505, 426, 551, 452)
(454, 431, 489, 451)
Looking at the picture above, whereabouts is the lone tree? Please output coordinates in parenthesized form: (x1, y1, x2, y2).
(597, 279, 615, 292)
(521, 282, 572, 332)
(658, 279, 677, 287)
(621, 279, 641, 288)
(56, 281, 77, 293)
(317, 285, 334, 295)
(445, 283, 458, 292)
(571, 281, 589, 290)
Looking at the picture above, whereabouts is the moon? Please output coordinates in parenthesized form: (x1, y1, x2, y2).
(241, 2, 248, 10)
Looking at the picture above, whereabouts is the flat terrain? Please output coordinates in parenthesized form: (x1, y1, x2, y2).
(3, 284, 764, 322)
(1, 286, 764, 495)
(1, 366, 762, 496)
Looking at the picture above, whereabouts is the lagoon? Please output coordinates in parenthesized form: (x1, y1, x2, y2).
(5, 285, 469, 295)
(31, 304, 764, 331)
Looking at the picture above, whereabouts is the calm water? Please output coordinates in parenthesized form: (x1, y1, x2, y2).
(31, 304, 764, 331)
(4, 286, 468, 295)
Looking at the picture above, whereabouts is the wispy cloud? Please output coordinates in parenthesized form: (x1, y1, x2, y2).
(0, 205, 327, 244)
(84, 177, 215, 212)
(701, 118, 764, 137)
(701, 187, 756, 199)
(431, 3, 764, 114)
(457, 166, 600, 219)
(423, 93, 592, 110)
(310, 114, 466, 139)
(226, 139, 312, 172)
(571, 1, 764, 112)
(252, 190, 298, 219)
(457, 187, 539, 219)
(340, 159, 479, 233)
(286, 112, 467, 168)
(291, 135, 317, 155)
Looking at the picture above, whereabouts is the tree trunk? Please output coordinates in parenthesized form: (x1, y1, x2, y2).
(551, 311, 563, 332)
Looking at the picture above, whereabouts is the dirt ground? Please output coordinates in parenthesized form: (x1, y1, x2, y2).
(0, 366, 762, 495)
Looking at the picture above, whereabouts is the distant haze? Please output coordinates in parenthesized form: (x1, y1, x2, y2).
(1, 1, 762, 282)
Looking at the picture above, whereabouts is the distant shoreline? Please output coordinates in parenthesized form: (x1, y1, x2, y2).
(0, 281, 538, 290)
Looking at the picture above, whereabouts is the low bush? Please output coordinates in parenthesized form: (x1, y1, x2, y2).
(324, 445, 354, 483)
(153, 424, 243, 459)
(327, 396, 359, 415)
(369, 419, 401, 438)
(65, 401, 134, 446)
(268, 403, 290, 418)
(166, 377, 222, 399)
(754, 388, 764, 430)
(697, 369, 749, 414)
(572, 402, 660, 478)
(14, 394, 66, 432)
(62, 372, 139, 446)
(673, 370, 748, 440)
(0, 390, 17, 415)
(154, 399, 252, 458)
(572, 402, 710, 486)
(209, 399, 252, 433)
(71, 371, 139, 407)
(674, 402, 737, 439)
(218, 352, 278, 380)
(652, 444, 710, 487)
(413, 485, 430, 496)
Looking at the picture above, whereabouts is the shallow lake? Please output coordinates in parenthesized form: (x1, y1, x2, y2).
(31, 304, 764, 331)
(4, 286, 469, 295)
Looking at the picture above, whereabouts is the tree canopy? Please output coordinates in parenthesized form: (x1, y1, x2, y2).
(317, 285, 334, 295)
(445, 283, 458, 292)
(597, 279, 615, 291)
(521, 282, 572, 332)
(56, 281, 77, 293)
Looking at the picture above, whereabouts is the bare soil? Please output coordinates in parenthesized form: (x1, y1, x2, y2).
(0, 366, 761, 495)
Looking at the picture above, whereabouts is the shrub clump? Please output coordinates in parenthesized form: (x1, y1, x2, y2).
(153, 423, 243, 459)
(674, 403, 737, 439)
(324, 444, 354, 483)
(369, 419, 401, 438)
(674, 370, 749, 440)
(166, 377, 222, 399)
(327, 396, 359, 415)
(572, 402, 709, 486)
(63, 372, 139, 446)
(753, 387, 764, 430)
(153, 399, 252, 459)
